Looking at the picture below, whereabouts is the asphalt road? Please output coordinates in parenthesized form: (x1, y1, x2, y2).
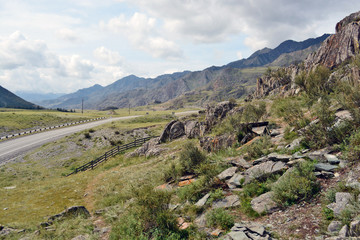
(0, 115, 140, 165)
(0, 110, 200, 165)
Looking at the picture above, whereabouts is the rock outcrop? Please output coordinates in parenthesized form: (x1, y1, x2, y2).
(159, 120, 185, 143)
(305, 11, 360, 70)
(205, 101, 236, 131)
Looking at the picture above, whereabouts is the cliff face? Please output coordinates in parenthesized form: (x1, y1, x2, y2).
(305, 11, 360, 70)
(252, 10, 360, 99)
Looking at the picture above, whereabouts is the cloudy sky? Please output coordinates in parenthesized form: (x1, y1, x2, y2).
(0, 0, 359, 94)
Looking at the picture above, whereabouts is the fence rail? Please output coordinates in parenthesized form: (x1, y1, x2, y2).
(66, 136, 158, 176)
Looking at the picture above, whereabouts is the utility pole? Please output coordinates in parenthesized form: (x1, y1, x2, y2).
(82, 98, 84, 114)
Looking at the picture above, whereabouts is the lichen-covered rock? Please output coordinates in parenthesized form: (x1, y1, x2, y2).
(244, 161, 287, 184)
(169, 121, 185, 140)
(200, 134, 237, 152)
(205, 101, 236, 131)
(217, 167, 238, 180)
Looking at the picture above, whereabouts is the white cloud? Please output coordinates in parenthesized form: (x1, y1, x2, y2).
(56, 28, 79, 42)
(101, 12, 183, 59)
(93, 46, 123, 65)
(236, 51, 243, 60)
(126, 0, 360, 50)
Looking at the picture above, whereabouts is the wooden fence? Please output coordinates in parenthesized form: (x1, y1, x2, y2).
(66, 136, 158, 176)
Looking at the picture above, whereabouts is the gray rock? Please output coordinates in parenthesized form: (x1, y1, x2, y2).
(324, 154, 341, 165)
(314, 163, 338, 172)
(71, 235, 90, 240)
(212, 195, 240, 209)
(227, 173, 245, 189)
(228, 157, 251, 169)
(245, 161, 287, 184)
(292, 151, 305, 159)
(169, 121, 185, 140)
(194, 212, 207, 228)
(327, 221, 342, 233)
(227, 231, 251, 240)
(308, 148, 332, 162)
(252, 156, 268, 165)
(285, 137, 303, 150)
(217, 167, 238, 180)
(287, 158, 306, 167)
(195, 193, 210, 207)
(339, 225, 349, 238)
(350, 220, 360, 236)
(251, 192, 279, 214)
(267, 153, 292, 162)
(184, 121, 200, 139)
(327, 192, 353, 216)
(159, 120, 177, 143)
(346, 171, 360, 190)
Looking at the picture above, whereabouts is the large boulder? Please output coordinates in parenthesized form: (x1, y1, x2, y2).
(205, 101, 236, 131)
(200, 134, 237, 152)
(159, 120, 176, 143)
(184, 120, 200, 139)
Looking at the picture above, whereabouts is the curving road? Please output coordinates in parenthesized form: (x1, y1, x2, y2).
(0, 110, 200, 166)
(0, 115, 140, 165)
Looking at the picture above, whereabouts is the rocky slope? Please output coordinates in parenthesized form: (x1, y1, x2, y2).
(252, 10, 360, 99)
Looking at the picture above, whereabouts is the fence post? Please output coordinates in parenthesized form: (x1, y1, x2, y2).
(105, 152, 107, 161)
(91, 161, 94, 170)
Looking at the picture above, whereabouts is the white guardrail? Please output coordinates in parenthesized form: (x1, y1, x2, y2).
(0, 117, 107, 141)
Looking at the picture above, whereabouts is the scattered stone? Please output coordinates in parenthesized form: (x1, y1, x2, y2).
(314, 163, 338, 172)
(327, 192, 353, 216)
(211, 228, 224, 237)
(217, 167, 238, 180)
(251, 192, 279, 214)
(194, 212, 207, 228)
(223, 222, 271, 240)
(324, 154, 341, 165)
(308, 148, 332, 162)
(327, 221, 342, 233)
(292, 151, 305, 159)
(285, 137, 303, 150)
(212, 195, 240, 209)
(227, 157, 251, 169)
(252, 156, 268, 165)
(267, 153, 292, 162)
(245, 161, 287, 184)
(195, 193, 211, 207)
(346, 171, 360, 190)
(339, 225, 349, 238)
(178, 178, 196, 187)
(226, 173, 245, 189)
(287, 158, 306, 167)
(350, 220, 360, 236)
(71, 235, 90, 240)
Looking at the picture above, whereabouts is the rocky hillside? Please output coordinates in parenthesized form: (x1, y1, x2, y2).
(40, 35, 328, 110)
(251, 10, 360, 99)
(0, 85, 40, 109)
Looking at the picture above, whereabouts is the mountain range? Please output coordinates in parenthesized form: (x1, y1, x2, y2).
(3, 34, 330, 110)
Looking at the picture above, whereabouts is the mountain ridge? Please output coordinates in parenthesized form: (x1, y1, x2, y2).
(0, 86, 40, 109)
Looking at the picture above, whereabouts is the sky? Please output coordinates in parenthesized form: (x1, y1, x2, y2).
(0, 0, 359, 94)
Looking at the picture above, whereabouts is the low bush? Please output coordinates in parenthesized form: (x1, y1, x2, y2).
(271, 97, 307, 129)
(179, 142, 207, 175)
(206, 208, 234, 230)
(344, 129, 360, 162)
(272, 161, 320, 206)
(239, 136, 273, 160)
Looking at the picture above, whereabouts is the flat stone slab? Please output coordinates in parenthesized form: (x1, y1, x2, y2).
(212, 195, 240, 209)
(324, 154, 341, 165)
(227, 173, 245, 189)
(217, 167, 238, 180)
(228, 157, 251, 169)
(267, 153, 292, 162)
(314, 163, 338, 172)
(245, 161, 287, 184)
(195, 193, 210, 207)
(251, 191, 279, 214)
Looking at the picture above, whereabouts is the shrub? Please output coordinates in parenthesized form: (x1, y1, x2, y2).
(272, 161, 320, 206)
(239, 136, 272, 160)
(271, 97, 307, 129)
(83, 132, 91, 139)
(345, 129, 360, 162)
(110, 184, 187, 239)
(179, 142, 206, 175)
(241, 101, 267, 123)
(206, 208, 234, 230)
(177, 176, 211, 203)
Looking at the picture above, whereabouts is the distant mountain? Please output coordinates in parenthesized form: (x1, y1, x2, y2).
(15, 91, 65, 105)
(0, 86, 40, 109)
(225, 34, 330, 69)
(40, 34, 330, 110)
